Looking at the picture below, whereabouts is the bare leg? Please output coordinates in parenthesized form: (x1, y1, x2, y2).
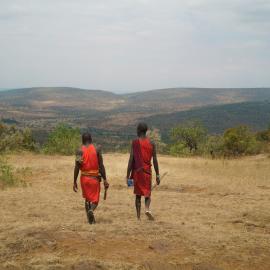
(135, 195, 141, 220)
(85, 200, 91, 223)
(91, 203, 98, 211)
(85, 200, 90, 212)
(85, 200, 97, 224)
(145, 197, 154, 220)
(145, 197, 151, 212)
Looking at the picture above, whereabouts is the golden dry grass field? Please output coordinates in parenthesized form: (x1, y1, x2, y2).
(1, 153, 270, 270)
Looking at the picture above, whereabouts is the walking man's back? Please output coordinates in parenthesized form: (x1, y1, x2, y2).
(73, 132, 109, 224)
(126, 122, 160, 220)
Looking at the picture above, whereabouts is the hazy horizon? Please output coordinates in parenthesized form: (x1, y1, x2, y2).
(1, 0, 270, 92)
(1, 85, 270, 95)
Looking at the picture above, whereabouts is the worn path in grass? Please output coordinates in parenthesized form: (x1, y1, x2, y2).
(0, 153, 270, 270)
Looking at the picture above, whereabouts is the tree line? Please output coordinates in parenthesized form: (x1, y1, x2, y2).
(0, 121, 270, 158)
(2, 121, 269, 189)
(168, 121, 270, 158)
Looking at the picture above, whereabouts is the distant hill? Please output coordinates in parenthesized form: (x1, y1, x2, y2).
(122, 87, 270, 111)
(1, 87, 270, 114)
(141, 101, 270, 137)
(0, 87, 120, 111)
(0, 86, 270, 134)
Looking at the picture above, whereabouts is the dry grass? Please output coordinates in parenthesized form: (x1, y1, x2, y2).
(0, 153, 270, 270)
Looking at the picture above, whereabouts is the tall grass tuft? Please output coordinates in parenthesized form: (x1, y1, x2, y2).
(0, 157, 16, 188)
(0, 156, 29, 189)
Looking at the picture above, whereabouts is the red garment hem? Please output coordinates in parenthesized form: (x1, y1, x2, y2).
(80, 176, 100, 204)
(133, 171, 152, 197)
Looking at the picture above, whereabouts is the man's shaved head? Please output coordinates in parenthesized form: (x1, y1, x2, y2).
(137, 122, 148, 136)
(82, 132, 92, 144)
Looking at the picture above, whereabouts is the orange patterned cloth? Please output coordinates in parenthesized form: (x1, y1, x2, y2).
(80, 144, 100, 204)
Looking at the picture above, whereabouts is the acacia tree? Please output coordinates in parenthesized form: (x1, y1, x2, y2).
(170, 121, 207, 153)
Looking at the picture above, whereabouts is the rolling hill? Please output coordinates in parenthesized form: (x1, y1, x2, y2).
(141, 101, 270, 137)
(0, 87, 121, 111)
(0, 87, 270, 146)
(1, 87, 270, 117)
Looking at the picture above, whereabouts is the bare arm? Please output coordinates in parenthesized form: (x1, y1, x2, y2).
(152, 142, 160, 185)
(126, 144, 133, 179)
(97, 146, 109, 188)
(97, 146, 106, 180)
(73, 149, 82, 192)
(74, 163, 80, 183)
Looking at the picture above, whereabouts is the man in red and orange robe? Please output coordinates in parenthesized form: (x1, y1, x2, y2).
(126, 123, 160, 220)
(73, 132, 109, 224)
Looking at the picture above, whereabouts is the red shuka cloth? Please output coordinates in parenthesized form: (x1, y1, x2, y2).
(80, 144, 100, 204)
(132, 138, 153, 197)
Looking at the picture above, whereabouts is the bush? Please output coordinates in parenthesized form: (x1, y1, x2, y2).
(0, 123, 37, 153)
(169, 142, 191, 156)
(202, 135, 225, 158)
(256, 129, 270, 142)
(43, 123, 81, 155)
(168, 123, 265, 158)
(255, 127, 270, 154)
(223, 126, 261, 156)
(170, 121, 207, 155)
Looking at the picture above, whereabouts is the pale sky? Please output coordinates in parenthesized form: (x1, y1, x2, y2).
(0, 0, 269, 92)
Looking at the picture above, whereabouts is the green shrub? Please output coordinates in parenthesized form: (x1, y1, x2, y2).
(256, 129, 270, 142)
(255, 129, 270, 153)
(202, 135, 225, 158)
(0, 123, 37, 153)
(223, 126, 261, 156)
(170, 121, 207, 155)
(169, 142, 191, 156)
(43, 123, 81, 155)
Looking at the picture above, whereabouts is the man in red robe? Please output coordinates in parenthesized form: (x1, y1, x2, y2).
(73, 132, 109, 224)
(126, 123, 160, 220)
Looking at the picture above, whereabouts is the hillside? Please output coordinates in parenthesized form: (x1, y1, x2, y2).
(1, 87, 270, 119)
(0, 87, 270, 146)
(123, 87, 270, 111)
(0, 87, 121, 111)
(141, 101, 270, 136)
